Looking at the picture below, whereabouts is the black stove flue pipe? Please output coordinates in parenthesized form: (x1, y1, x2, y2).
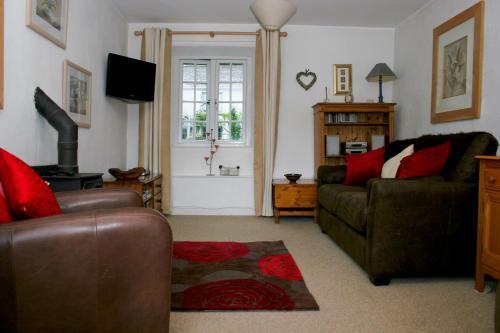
(34, 87, 79, 175)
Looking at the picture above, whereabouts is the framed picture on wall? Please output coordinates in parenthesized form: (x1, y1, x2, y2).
(431, 2, 484, 124)
(63, 60, 92, 128)
(333, 64, 352, 95)
(26, 0, 69, 49)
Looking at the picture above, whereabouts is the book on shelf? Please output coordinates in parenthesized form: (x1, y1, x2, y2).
(326, 113, 358, 124)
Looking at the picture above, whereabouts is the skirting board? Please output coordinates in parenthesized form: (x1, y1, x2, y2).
(171, 207, 255, 216)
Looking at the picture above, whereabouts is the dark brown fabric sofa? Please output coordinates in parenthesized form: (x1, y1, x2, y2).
(317, 132, 498, 285)
(0, 189, 173, 333)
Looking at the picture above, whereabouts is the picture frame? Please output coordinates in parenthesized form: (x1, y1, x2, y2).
(63, 60, 92, 128)
(0, 0, 4, 109)
(431, 2, 484, 124)
(26, 0, 68, 49)
(333, 64, 352, 95)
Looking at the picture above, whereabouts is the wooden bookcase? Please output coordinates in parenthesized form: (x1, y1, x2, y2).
(313, 103, 396, 173)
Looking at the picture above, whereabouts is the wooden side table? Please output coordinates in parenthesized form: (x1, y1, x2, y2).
(475, 156, 500, 291)
(272, 179, 317, 224)
(103, 174, 163, 212)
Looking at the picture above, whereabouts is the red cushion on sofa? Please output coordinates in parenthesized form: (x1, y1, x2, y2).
(396, 142, 451, 179)
(0, 148, 61, 219)
(343, 147, 385, 186)
(0, 181, 14, 223)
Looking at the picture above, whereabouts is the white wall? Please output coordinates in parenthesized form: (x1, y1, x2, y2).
(1, 0, 129, 176)
(394, 0, 500, 149)
(126, 23, 395, 214)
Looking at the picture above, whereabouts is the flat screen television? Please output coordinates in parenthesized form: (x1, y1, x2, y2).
(106, 53, 156, 103)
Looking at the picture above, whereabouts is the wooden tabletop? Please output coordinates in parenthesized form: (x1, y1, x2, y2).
(475, 155, 500, 161)
(273, 179, 316, 185)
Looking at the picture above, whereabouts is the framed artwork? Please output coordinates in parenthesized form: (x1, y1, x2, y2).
(333, 64, 352, 95)
(26, 0, 68, 49)
(0, 0, 4, 109)
(63, 60, 92, 128)
(431, 2, 484, 124)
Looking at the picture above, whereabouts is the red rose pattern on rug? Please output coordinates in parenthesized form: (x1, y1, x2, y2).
(172, 241, 319, 311)
(259, 254, 304, 281)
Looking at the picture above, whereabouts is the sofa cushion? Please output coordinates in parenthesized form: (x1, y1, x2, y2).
(397, 142, 451, 179)
(0, 148, 61, 219)
(382, 144, 414, 178)
(385, 132, 498, 180)
(318, 184, 368, 233)
(0, 182, 14, 223)
(451, 134, 498, 182)
(344, 147, 385, 186)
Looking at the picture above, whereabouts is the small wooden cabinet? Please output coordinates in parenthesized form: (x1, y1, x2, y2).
(475, 156, 500, 291)
(313, 103, 395, 175)
(273, 179, 317, 224)
(103, 174, 163, 212)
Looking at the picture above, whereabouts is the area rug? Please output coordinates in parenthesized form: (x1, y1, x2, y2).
(171, 241, 319, 311)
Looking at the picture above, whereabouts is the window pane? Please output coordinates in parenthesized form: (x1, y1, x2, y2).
(182, 103, 194, 120)
(196, 83, 208, 102)
(183, 64, 195, 81)
(230, 122, 243, 141)
(195, 122, 207, 140)
(196, 64, 207, 82)
(182, 121, 193, 140)
(219, 83, 230, 102)
(230, 103, 243, 121)
(218, 122, 231, 140)
(231, 83, 243, 102)
(219, 64, 231, 82)
(218, 103, 230, 121)
(231, 64, 244, 82)
(182, 83, 194, 101)
(195, 103, 207, 121)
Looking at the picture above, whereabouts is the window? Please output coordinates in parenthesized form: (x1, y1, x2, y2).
(179, 59, 247, 144)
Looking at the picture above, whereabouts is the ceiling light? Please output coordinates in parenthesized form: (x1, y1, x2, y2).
(250, 0, 297, 31)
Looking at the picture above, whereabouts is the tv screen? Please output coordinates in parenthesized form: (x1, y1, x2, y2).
(106, 53, 156, 103)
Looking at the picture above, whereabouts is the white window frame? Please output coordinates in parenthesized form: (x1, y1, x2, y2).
(175, 57, 251, 147)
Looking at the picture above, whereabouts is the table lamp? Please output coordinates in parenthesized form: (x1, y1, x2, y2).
(366, 63, 396, 103)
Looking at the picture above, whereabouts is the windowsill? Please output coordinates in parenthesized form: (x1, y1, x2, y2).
(173, 175, 253, 179)
(172, 142, 252, 149)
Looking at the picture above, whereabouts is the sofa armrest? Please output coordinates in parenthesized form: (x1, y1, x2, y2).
(317, 165, 346, 187)
(55, 188, 143, 213)
(0, 207, 172, 332)
(365, 179, 477, 278)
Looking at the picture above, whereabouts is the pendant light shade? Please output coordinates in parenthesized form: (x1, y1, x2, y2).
(250, 0, 297, 30)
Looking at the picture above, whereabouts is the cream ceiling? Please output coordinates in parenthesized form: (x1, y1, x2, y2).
(111, 0, 432, 27)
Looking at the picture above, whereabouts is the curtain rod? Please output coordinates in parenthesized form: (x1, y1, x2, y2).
(134, 30, 288, 38)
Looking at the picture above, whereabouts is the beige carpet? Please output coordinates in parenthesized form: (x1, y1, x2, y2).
(167, 215, 496, 333)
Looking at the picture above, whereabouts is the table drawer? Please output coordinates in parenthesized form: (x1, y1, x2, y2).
(274, 185, 317, 208)
(485, 167, 500, 191)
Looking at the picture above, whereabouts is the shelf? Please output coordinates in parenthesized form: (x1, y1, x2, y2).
(325, 122, 389, 126)
(325, 155, 345, 158)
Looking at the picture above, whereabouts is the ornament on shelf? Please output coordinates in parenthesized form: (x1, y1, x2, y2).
(204, 129, 219, 176)
(344, 88, 354, 103)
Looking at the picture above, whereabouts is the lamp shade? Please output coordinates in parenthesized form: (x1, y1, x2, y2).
(250, 0, 297, 30)
(366, 63, 397, 82)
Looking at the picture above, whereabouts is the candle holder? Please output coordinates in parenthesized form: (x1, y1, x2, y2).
(204, 129, 219, 176)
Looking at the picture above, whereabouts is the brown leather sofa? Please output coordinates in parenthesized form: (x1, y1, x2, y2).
(317, 132, 498, 286)
(0, 189, 173, 333)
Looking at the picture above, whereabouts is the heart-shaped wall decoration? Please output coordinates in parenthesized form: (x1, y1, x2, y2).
(296, 69, 317, 91)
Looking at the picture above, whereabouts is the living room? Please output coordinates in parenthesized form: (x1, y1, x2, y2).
(0, 0, 499, 332)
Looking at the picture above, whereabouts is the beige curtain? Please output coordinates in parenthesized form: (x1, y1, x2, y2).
(254, 30, 281, 217)
(139, 28, 172, 214)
